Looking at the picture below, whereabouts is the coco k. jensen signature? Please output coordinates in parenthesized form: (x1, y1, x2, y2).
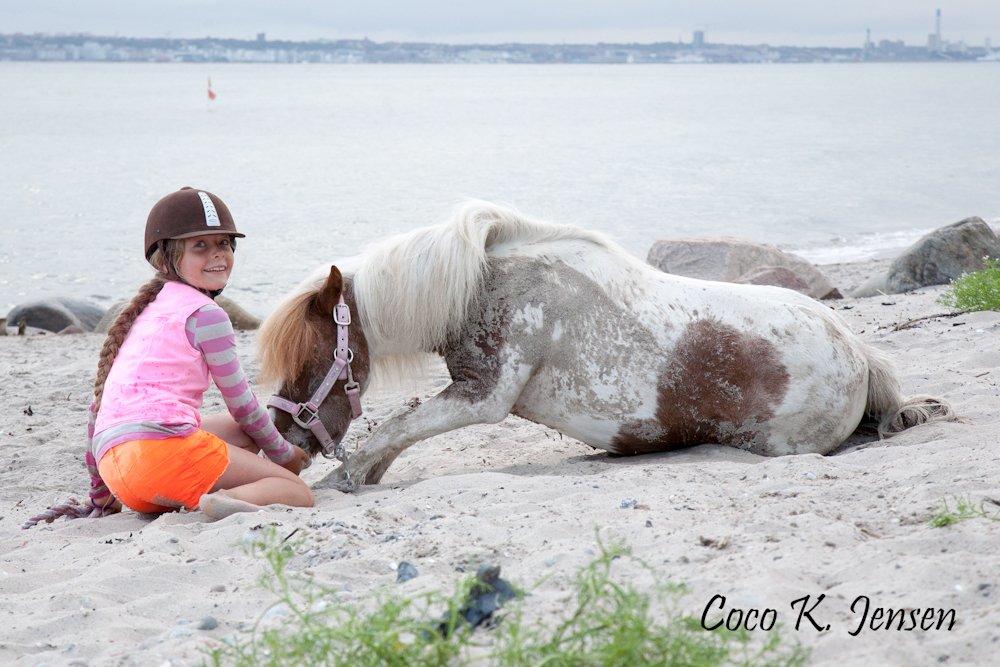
(701, 594, 957, 636)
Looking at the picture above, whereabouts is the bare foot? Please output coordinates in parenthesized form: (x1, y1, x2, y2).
(199, 492, 261, 520)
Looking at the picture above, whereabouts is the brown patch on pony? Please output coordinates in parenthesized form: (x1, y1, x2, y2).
(439, 262, 513, 404)
(611, 319, 789, 454)
(265, 274, 371, 456)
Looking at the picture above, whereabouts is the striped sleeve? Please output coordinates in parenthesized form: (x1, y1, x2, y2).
(186, 304, 295, 464)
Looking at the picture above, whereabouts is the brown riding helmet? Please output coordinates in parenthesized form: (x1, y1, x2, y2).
(144, 187, 245, 260)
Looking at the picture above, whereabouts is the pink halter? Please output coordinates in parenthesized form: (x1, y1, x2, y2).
(267, 295, 362, 461)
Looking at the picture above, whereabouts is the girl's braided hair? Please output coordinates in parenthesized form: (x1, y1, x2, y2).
(91, 240, 183, 412)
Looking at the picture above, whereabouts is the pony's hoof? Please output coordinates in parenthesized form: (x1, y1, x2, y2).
(331, 480, 359, 493)
(319, 465, 359, 493)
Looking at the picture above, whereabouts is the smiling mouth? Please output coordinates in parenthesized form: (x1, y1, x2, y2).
(204, 267, 228, 272)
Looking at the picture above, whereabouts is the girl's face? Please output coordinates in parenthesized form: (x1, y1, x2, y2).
(177, 234, 234, 292)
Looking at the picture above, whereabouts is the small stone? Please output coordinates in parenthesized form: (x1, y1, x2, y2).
(645, 519, 653, 528)
(803, 472, 817, 480)
(620, 498, 638, 509)
(543, 557, 557, 567)
(210, 584, 226, 593)
(262, 603, 291, 622)
(197, 616, 219, 631)
(168, 537, 179, 544)
(397, 561, 419, 583)
(168, 626, 193, 639)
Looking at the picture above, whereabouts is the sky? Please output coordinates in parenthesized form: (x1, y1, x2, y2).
(2, 1, 998, 47)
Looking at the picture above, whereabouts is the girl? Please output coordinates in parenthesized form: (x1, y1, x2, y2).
(26, 187, 312, 527)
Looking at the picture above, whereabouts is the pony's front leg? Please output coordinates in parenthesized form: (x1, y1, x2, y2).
(335, 363, 533, 488)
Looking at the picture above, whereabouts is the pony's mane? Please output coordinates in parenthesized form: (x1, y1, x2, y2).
(258, 200, 621, 388)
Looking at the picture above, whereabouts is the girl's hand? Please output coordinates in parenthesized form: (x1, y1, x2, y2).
(279, 446, 312, 476)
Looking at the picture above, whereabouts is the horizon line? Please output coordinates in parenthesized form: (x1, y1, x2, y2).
(2, 30, 921, 51)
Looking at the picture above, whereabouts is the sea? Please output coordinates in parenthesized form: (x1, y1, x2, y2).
(1, 62, 998, 316)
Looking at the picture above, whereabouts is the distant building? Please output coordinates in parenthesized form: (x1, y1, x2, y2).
(693, 30, 705, 48)
(256, 32, 266, 43)
(864, 28, 872, 50)
(927, 9, 943, 53)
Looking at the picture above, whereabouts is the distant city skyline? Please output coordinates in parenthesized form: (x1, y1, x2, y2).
(1, 1, 998, 48)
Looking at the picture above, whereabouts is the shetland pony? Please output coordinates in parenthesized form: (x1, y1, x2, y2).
(258, 202, 954, 489)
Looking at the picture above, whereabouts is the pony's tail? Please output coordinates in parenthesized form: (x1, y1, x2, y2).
(862, 342, 957, 438)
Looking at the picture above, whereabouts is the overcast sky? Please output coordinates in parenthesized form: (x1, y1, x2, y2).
(3, 1, 998, 47)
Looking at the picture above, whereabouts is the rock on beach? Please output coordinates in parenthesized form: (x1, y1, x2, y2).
(5, 297, 106, 333)
(647, 237, 840, 299)
(853, 217, 1000, 296)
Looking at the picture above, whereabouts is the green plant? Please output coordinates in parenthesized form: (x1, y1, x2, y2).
(492, 537, 806, 667)
(205, 530, 808, 667)
(928, 496, 1000, 528)
(205, 528, 476, 667)
(938, 257, 1000, 311)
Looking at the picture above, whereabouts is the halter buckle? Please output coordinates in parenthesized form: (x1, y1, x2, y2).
(334, 303, 351, 326)
(293, 403, 319, 429)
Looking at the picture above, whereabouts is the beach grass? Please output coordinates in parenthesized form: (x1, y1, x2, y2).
(204, 529, 808, 667)
(939, 258, 1000, 311)
(928, 495, 1000, 528)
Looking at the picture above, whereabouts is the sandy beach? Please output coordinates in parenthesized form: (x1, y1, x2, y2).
(1, 258, 998, 666)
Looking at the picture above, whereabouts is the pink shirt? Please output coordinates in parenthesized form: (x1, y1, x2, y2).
(95, 281, 214, 433)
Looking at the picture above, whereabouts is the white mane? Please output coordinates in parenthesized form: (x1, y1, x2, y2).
(345, 200, 620, 383)
(355, 201, 614, 349)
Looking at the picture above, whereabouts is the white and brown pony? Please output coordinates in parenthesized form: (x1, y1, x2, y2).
(258, 202, 954, 489)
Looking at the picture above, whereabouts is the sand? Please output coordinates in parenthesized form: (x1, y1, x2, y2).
(1, 261, 998, 666)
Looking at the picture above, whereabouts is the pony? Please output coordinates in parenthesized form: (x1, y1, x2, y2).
(257, 202, 955, 489)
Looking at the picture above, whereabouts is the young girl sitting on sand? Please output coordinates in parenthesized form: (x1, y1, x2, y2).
(28, 187, 312, 526)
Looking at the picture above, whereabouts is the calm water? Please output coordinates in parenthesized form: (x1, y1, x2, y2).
(1, 62, 998, 315)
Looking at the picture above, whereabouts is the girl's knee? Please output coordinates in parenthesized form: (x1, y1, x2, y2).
(294, 482, 315, 507)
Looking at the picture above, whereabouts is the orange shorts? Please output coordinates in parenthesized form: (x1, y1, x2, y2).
(97, 429, 230, 513)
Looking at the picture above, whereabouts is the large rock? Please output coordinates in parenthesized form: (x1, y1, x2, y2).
(215, 296, 261, 330)
(95, 294, 260, 333)
(853, 217, 1000, 297)
(736, 266, 812, 293)
(5, 298, 106, 333)
(647, 237, 840, 300)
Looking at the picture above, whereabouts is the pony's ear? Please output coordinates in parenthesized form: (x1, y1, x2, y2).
(314, 265, 343, 315)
